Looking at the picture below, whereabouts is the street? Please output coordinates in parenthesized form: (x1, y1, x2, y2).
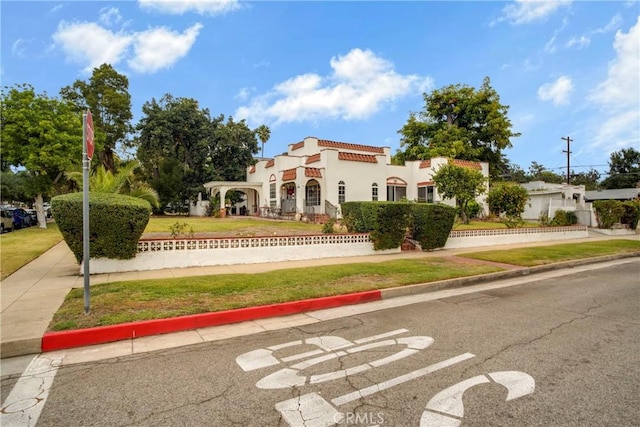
(4, 260, 640, 426)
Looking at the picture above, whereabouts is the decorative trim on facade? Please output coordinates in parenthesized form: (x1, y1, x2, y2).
(282, 168, 297, 181)
(451, 159, 482, 170)
(249, 165, 256, 174)
(417, 181, 434, 186)
(305, 167, 322, 178)
(306, 153, 321, 164)
(269, 174, 276, 182)
(419, 160, 431, 169)
(138, 234, 372, 253)
(265, 159, 275, 168)
(318, 139, 385, 154)
(338, 152, 378, 163)
(386, 176, 408, 186)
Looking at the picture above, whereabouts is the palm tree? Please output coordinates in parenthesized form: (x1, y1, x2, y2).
(66, 160, 160, 208)
(255, 124, 271, 158)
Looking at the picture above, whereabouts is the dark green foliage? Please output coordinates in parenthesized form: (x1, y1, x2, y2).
(52, 192, 151, 262)
(464, 200, 482, 220)
(551, 210, 578, 226)
(322, 217, 337, 234)
(370, 203, 412, 250)
(487, 182, 530, 228)
(621, 200, 640, 230)
(593, 200, 625, 229)
(411, 204, 456, 250)
(601, 148, 640, 189)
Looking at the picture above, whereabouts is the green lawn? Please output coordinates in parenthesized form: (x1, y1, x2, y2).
(0, 223, 63, 280)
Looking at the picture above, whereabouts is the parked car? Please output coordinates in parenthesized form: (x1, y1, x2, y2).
(0, 209, 13, 233)
(26, 209, 38, 224)
(9, 208, 33, 229)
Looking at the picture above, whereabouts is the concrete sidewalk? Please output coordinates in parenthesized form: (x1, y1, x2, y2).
(2, 230, 638, 358)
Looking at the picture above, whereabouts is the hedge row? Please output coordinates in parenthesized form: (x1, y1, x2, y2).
(52, 192, 152, 263)
(593, 199, 640, 230)
(342, 201, 456, 251)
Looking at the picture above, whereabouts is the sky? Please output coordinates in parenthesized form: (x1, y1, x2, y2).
(1, 0, 639, 178)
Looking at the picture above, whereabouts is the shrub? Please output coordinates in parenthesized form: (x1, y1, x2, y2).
(551, 210, 578, 226)
(341, 201, 411, 250)
(170, 221, 194, 238)
(621, 200, 640, 230)
(52, 192, 152, 262)
(487, 183, 529, 228)
(593, 200, 625, 229)
(411, 204, 456, 251)
(322, 217, 337, 234)
(464, 200, 482, 220)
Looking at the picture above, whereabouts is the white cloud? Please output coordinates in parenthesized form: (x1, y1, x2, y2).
(128, 23, 202, 73)
(565, 35, 590, 49)
(594, 14, 623, 34)
(52, 21, 133, 72)
(138, 0, 241, 15)
(494, 0, 572, 25)
(587, 17, 640, 152)
(235, 87, 253, 101)
(537, 75, 574, 105)
(99, 7, 123, 27)
(11, 39, 30, 57)
(235, 48, 433, 126)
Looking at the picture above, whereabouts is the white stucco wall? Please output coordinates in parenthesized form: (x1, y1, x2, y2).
(444, 226, 589, 249)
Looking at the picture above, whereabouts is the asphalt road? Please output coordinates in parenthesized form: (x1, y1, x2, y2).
(15, 260, 640, 426)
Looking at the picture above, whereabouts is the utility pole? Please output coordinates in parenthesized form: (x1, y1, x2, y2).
(561, 136, 572, 184)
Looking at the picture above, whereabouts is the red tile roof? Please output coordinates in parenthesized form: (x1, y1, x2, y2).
(306, 153, 321, 164)
(318, 139, 384, 154)
(282, 168, 297, 181)
(291, 141, 305, 150)
(451, 159, 482, 170)
(419, 160, 431, 169)
(265, 159, 275, 168)
(338, 152, 378, 163)
(305, 168, 322, 178)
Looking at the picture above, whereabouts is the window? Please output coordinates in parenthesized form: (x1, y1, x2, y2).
(305, 180, 321, 206)
(417, 186, 434, 203)
(387, 185, 406, 201)
(269, 183, 276, 208)
(338, 181, 345, 204)
(372, 183, 378, 201)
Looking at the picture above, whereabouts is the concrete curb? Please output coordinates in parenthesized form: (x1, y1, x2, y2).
(34, 251, 640, 354)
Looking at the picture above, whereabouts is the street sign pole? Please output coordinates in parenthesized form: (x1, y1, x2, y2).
(82, 111, 91, 314)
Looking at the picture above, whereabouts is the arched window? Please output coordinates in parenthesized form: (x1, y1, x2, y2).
(305, 180, 321, 206)
(372, 183, 378, 201)
(338, 180, 346, 204)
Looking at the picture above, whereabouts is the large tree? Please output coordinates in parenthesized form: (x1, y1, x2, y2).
(134, 94, 260, 210)
(1, 84, 82, 227)
(255, 124, 271, 158)
(433, 162, 487, 224)
(398, 77, 519, 179)
(600, 148, 640, 189)
(60, 63, 133, 173)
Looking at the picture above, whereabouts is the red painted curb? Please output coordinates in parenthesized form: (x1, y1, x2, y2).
(41, 290, 382, 352)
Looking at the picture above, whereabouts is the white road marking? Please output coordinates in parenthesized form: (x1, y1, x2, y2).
(1, 355, 62, 426)
(257, 336, 434, 389)
(488, 371, 536, 401)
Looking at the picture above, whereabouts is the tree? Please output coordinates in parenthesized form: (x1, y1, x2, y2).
(134, 95, 260, 210)
(1, 84, 82, 227)
(398, 77, 519, 178)
(433, 162, 487, 224)
(570, 168, 601, 190)
(255, 124, 271, 158)
(60, 64, 133, 173)
(66, 161, 160, 209)
(487, 182, 530, 228)
(526, 161, 564, 184)
(600, 148, 640, 189)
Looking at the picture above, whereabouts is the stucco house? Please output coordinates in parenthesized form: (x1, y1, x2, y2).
(519, 181, 594, 225)
(204, 136, 489, 220)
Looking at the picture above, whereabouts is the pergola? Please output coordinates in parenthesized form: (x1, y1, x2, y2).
(203, 181, 264, 216)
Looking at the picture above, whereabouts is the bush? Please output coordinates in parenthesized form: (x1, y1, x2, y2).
(487, 183, 529, 228)
(322, 217, 337, 234)
(52, 192, 152, 262)
(593, 200, 625, 229)
(551, 210, 578, 226)
(621, 200, 640, 230)
(464, 200, 482, 220)
(341, 201, 411, 250)
(170, 221, 194, 238)
(411, 204, 456, 251)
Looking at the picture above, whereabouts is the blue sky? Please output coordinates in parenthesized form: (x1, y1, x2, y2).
(2, 0, 639, 178)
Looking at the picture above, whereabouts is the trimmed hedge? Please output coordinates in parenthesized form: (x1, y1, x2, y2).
(52, 192, 152, 262)
(342, 201, 455, 251)
(411, 203, 457, 251)
(551, 209, 578, 226)
(593, 200, 625, 229)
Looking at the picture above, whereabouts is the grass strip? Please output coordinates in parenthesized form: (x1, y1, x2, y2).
(49, 258, 501, 331)
(0, 224, 63, 280)
(458, 239, 640, 266)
